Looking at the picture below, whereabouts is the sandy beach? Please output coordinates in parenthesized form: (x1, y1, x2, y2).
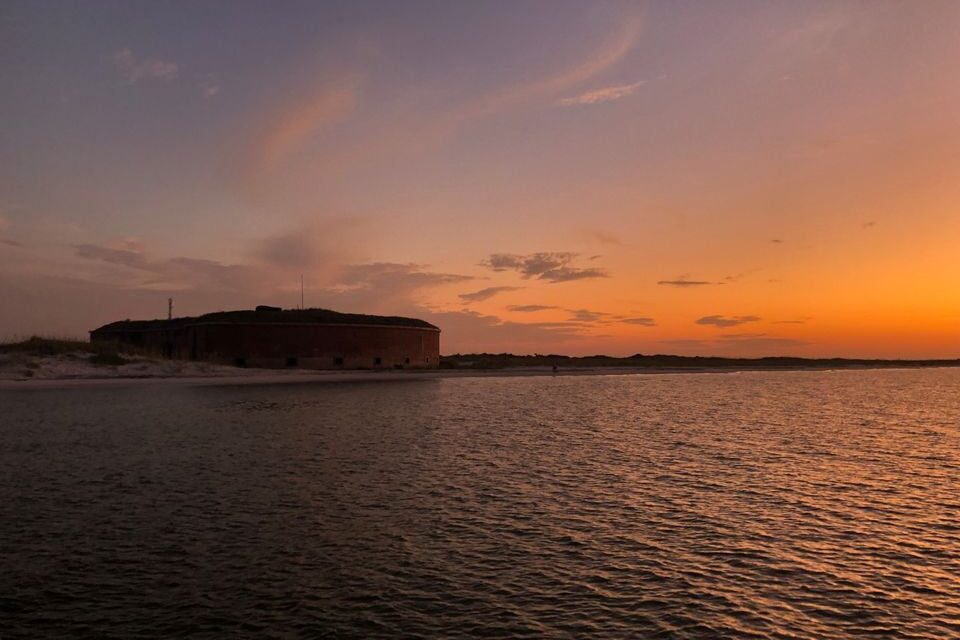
(4, 354, 956, 391)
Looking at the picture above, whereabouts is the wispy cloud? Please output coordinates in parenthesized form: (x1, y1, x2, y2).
(508, 304, 559, 313)
(73, 243, 258, 291)
(423, 309, 595, 352)
(113, 48, 178, 83)
(481, 252, 609, 283)
(0, 215, 16, 246)
(588, 229, 623, 246)
(457, 15, 641, 120)
(335, 262, 471, 291)
(696, 315, 761, 328)
(459, 286, 522, 303)
(200, 80, 221, 98)
(506, 304, 655, 327)
(558, 81, 644, 106)
(252, 77, 359, 178)
(74, 243, 150, 270)
(567, 308, 610, 322)
(775, 7, 854, 54)
(308, 14, 641, 173)
(622, 316, 656, 326)
(658, 278, 713, 287)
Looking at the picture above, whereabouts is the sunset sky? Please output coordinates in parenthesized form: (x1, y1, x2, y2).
(2, 1, 959, 357)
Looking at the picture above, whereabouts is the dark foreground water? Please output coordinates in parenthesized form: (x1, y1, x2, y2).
(2, 370, 960, 639)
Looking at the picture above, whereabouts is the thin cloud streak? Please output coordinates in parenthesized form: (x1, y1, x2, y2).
(658, 279, 713, 287)
(113, 48, 178, 83)
(508, 305, 559, 313)
(306, 13, 641, 173)
(622, 317, 656, 326)
(256, 79, 359, 175)
(696, 315, 761, 328)
(450, 15, 641, 122)
(482, 252, 609, 283)
(459, 286, 522, 303)
(559, 81, 644, 106)
(588, 230, 623, 246)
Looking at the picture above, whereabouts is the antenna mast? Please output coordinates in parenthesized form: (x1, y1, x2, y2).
(168, 297, 172, 320)
(300, 274, 304, 310)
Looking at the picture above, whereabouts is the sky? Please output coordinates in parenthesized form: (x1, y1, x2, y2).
(2, 0, 959, 357)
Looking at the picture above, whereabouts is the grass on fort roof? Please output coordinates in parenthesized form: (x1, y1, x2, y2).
(96, 307, 437, 330)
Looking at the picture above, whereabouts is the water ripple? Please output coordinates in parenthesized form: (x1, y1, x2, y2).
(2, 369, 959, 638)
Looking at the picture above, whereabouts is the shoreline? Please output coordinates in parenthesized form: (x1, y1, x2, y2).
(2, 362, 958, 390)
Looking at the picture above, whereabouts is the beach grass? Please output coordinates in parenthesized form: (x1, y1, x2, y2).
(0, 336, 142, 359)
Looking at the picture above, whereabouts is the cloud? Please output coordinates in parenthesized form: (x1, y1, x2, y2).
(658, 278, 713, 287)
(0, 216, 20, 248)
(421, 309, 596, 353)
(249, 219, 368, 283)
(862, 221, 877, 229)
(539, 266, 608, 283)
(113, 48, 178, 83)
(723, 269, 760, 283)
(506, 305, 655, 327)
(771, 238, 783, 244)
(588, 230, 623, 246)
(453, 15, 641, 121)
(200, 80, 221, 98)
(567, 308, 611, 322)
(74, 243, 150, 270)
(570, 310, 658, 326)
(481, 252, 609, 283)
(249, 77, 359, 181)
(696, 315, 761, 328)
(304, 13, 641, 175)
(254, 232, 322, 271)
(775, 8, 854, 54)
(324, 262, 473, 311)
(558, 81, 645, 106)
(73, 243, 259, 291)
(773, 318, 810, 325)
(68, 216, 470, 316)
(507, 304, 559, 313)
(459, 286, 522, 303)
(622, 316, 656, 326)
(336, 262, 471, 289)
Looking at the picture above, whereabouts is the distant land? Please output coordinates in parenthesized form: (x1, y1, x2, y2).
(440, 353, 960, 371)
(2, 338, 959, 384)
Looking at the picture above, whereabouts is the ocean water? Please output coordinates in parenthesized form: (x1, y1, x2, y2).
(2, 369, 959, 638)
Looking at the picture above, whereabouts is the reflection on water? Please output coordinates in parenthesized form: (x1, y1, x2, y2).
(3, 370, 960, 638)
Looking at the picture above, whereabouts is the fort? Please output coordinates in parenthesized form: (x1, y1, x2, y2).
(89, 306, 440, 370)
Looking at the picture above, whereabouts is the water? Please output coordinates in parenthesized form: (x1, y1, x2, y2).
(2, 369, 959, 638)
